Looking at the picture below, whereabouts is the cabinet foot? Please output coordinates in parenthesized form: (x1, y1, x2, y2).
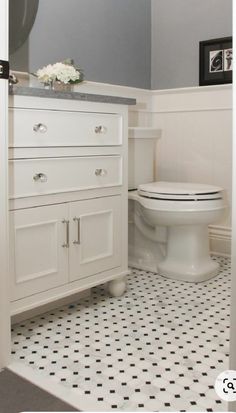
(108, 276, 127, 297)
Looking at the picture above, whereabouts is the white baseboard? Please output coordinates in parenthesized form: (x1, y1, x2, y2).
(209, 225, 231, 257)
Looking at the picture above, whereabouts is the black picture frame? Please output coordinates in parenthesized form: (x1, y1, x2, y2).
(199, 36, 232, 86)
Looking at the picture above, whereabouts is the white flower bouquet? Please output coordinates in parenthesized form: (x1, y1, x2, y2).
(36, 59, 83, 86)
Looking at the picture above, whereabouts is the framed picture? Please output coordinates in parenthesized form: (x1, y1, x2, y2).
(199, 36, 232, 86)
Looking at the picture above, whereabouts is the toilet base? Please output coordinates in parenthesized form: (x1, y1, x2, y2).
(158, 260, 219, 282)
(157, 225, 219, 282)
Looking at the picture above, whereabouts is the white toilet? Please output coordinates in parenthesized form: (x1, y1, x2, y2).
(128, 131, 227, 282)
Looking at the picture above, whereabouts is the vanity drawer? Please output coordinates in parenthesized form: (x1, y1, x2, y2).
(9, 156, 122, 199)
(9, 108, 122, 147)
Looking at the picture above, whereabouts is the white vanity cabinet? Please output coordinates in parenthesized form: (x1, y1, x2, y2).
(10, 195, 122, 301)
(9, 93, 130, 315)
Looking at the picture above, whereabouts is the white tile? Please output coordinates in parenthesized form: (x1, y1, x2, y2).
(11, 256, 231, 412)
(167, 383, 184, 395)
(115, 372, 133, 383)
(145, 398, 162, 411)
(130, 393, 149, 404)
(157, 391, 175, 403)
(151, 377, 170, 389)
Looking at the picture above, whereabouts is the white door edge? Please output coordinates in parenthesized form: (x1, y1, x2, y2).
(229, 1, 236, 411)
(0, 0, 11, 369)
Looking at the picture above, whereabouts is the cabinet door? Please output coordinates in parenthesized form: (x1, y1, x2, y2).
(69, 196, 122, 281)
(10, 204, 69, 301)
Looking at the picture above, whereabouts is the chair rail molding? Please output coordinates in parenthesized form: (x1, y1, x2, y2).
(152, 84, 232, 113)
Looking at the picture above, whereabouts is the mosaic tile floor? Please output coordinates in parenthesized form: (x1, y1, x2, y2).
(11, 256, 231, 411)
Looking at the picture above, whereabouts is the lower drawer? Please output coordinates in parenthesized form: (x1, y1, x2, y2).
(9, 155, 122, 199)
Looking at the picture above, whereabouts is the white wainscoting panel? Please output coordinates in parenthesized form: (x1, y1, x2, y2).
(152, 85, 232, 255)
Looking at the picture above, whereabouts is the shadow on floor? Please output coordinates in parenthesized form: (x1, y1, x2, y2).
(0, 369, 78, 412)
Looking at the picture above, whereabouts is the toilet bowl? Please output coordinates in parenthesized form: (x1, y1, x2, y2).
(129, 181, 227, 282)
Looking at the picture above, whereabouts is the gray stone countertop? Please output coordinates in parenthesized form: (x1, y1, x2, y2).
(9, 86, 136, 106)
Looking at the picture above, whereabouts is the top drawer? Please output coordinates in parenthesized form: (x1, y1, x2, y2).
(9, 108, 122, 148)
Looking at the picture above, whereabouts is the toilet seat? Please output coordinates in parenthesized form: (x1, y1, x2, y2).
(138, 181, 223, 201)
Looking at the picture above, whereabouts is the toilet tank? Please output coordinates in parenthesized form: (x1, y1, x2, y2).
(128, 127, 162, 190)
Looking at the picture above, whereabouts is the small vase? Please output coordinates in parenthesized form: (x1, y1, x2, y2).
(52, 81, 72, 92)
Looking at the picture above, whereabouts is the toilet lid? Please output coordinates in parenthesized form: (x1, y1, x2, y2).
(138, 181, 223, 201)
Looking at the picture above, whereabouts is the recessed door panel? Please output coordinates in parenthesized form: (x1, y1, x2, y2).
(15, 220, 58, 283)
(80, 210, 113, 264)
(10, 203, 68, 300)
(69, 196, 122, 281)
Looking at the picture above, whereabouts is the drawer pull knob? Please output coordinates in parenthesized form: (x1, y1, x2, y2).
(95, 168, 107, 177)
(62, 219, 70, 248)
(33, 123, 47, 133)
(33, 173, 48, 183)
(95, 125, 107, 134)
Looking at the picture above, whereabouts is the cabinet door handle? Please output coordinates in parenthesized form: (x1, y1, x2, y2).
(73, 217, 80, 245)
(94, 125, 107, 134)
(33, 123, 47, 133)
(33, 173, 48, 183)
(62, 219, 70, 248)
(95, 168, 107, 177)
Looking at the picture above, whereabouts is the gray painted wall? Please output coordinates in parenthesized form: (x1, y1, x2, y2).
(10, 0, 232, 90)
(10, 0, 151, 89)
(151, 0, 232, 90)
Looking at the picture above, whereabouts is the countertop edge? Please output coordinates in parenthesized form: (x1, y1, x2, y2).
(9, 86, 136, 106)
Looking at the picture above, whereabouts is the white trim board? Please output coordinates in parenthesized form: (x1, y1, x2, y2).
(152, 85, 232, 113)
(152, 84, 232, 95)
(209, 225, 231, 257)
